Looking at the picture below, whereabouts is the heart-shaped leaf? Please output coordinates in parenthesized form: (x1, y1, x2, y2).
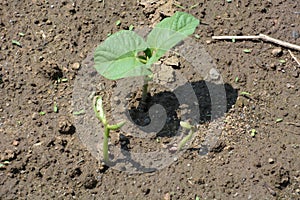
(94, 30, 151, 80)
(147, 12, 199, 64)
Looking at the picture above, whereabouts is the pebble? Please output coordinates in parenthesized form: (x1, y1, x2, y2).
(113, 96, 119, 102)
(209, 68, 220, 80)
(71, 62, 80, 70)
(165, 56, 179, 66)
(32, 112, 38, 120)
(268, 158, 275, 164)
(12, 140, 19, 146)
(58, 116, 75, 134)
(292, 30, 299, 39)
(271, 48, 282, 57)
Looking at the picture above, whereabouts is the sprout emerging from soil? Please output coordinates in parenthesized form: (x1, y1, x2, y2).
(93, 12, 200, 164)
(93, 96, 125, 164)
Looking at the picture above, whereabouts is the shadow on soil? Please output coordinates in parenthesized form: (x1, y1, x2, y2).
(128, 80, 238, 138)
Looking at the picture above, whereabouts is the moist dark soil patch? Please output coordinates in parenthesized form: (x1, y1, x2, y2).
(1, 0, 300, 199)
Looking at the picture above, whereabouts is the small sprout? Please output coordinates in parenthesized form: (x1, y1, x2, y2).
(279, 59, 286, 63)
(189, 3, 199, 9)
(93, 96, 125, 164)
(243, 49, 252, 53)
(39, 111, 46, 116)
(3, 161, 10, 164)
(129, 24, 134, 31)
(17, 121, 22, 126)
(61, 78, 68, 82)
(107, 32, 112, 37)
(240, 91, 251, 96)
(276, 118, 283, 123)
(53, 103, 58, 113)
(94, 96, 106, 123)
(227, 0, 232, 2)
(12, 40, 21, 47)
(195, 196, 200, 200)
(251, 129, 257, 137)
(194, 34, 200, 39)
(173, 3, 185, 9)
(180, 121, 193, 129)
(107, 121, 125, 130)
(235, 76, 239, 82)
(0, 163, 4, 168)
(73, 109, 85, 115)
(19, 32, 25, 36)
(232, 38, 236, 43)
(178, 121, 196, 151)
(115, 20, 121, 26)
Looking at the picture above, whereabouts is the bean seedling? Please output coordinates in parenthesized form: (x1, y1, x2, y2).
(94, 11, 199, 102)
(93, 96, 125, 164)
(93, 12, 199, 163)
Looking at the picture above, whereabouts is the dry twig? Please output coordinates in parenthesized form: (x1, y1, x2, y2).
(212, 34, 300, 51)
(288, 50, 300, 67)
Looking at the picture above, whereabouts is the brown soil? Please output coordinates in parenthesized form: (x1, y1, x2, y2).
(1, 0, 299, 199)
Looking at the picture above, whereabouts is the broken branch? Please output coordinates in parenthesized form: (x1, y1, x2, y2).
(212, 34, 300, 51)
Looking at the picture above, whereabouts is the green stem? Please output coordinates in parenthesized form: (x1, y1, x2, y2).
(103, 125, 110, 164)
(141, 76, 149, 103)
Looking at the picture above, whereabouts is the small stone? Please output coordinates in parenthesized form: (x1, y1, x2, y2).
(12, 140, 19, 146)
(113, 96, 119, 102)
(268, 158, 275, 164)
(165, 56, 179, 67)
(268, 63, 277, 70)
(71, 62, 80, 70)
(292, 71, 299, 78)
(58, 116, 75, 134)
(84, 175, 98, 189)
(32, 112, 38, 120)
(271, 48, 282, 57)
(209, 68, 220, 80)
(206, 40, 212, 44)
(164, 193, 170, 200)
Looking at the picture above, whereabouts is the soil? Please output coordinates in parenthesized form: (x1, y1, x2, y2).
(1, 0, 300, 199)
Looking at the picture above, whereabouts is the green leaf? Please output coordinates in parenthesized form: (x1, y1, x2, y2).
(39, 111, 46, 116)
(235, 76, 239, 82)
(279, 59, 286, 63)
(240, 91, 251, 96)
(53, 103, 58, 113)
(194, 34, 200, 39)
(108, 121, 126, 130)
(243, 49, 252, 53)
(129, 25, 134, 31)
(180, 121, 192, 130)
(147, 12, 199, 64)
(251, 129, 256, 137)
(12, 40, 21, 47)
(94, 30, 151, 80)
(115, 20, 121, 26)
(73, 110, 85, 115)
(94, 96, 106, 123)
